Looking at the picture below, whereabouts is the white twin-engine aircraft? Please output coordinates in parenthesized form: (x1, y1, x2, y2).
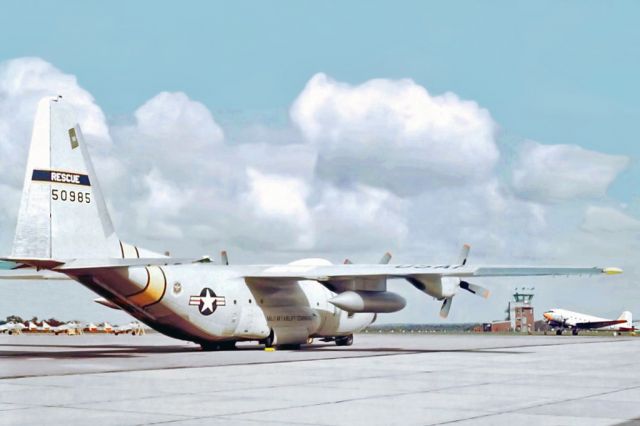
(0, 97, 623, 350)
(543, 309, 634, 335)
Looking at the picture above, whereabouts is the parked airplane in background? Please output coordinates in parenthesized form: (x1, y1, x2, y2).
(113, 322, 145, 336)
(0, 322, 25, 335)
(52, 321, 83, 335)
(544, 309, 634, 335)
(0, 97, 623, 350)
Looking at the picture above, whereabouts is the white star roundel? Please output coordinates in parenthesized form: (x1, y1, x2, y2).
(189, 288, 226, 316)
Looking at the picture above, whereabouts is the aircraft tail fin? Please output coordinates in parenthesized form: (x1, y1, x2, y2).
(618, 311, 632, 326)
(11, 96, 120, 260)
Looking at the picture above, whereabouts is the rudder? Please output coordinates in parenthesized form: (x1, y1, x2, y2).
(618, 311, 632, 326)
(12, 96, 120, 260)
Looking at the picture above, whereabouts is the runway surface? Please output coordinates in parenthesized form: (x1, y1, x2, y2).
(1, 333, 640, 425)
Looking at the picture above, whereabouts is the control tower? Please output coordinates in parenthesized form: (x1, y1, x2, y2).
(505, 287, 535, 333)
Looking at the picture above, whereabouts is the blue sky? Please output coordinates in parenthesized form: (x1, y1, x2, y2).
(2, 1, 638, 159)
(2, 1, 637, 203)
(0, 1, 638, 323)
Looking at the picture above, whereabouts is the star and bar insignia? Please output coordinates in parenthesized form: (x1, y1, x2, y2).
(189, 288, 226, 315)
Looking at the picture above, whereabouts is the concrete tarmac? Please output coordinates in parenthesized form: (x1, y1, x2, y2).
(1, 333, 640, 425)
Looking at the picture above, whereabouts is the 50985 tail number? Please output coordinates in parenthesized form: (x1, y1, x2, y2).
(52, 189, 91, 204)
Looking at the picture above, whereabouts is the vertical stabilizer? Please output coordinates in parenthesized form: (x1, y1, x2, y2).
(618, 311, 632, 327)
(12, 97, 120, 260)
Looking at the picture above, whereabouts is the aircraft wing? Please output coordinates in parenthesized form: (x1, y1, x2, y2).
(575, 320, 627, 329)
(1, 256, 621, 278)
(243, 264, 622, 280)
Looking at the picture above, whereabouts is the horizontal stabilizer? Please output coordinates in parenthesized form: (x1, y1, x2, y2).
(0, 270, 69, 280)
(55, 257, 201, 271)
(94, 297, 122, 310)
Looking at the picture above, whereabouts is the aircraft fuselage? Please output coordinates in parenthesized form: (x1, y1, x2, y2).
(69, 263, 375, 346)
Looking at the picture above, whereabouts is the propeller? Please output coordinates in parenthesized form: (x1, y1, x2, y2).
(379, 252, 392, 265)
(440, 297, 453, 318)
(343, 252, 391, 265)
(459, 281, 490, 299)
(437, 245, 490, 319)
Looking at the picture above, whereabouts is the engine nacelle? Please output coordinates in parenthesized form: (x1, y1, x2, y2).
(410, 275, 459, 299)
(329, 291, 406, 313)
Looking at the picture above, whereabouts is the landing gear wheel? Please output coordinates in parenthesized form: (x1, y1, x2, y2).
(572, 329, 579, 336)
(261, 329, 275, 348)
(279, 344, 302, 350)
(219, 341, 237, 350)
(200, 342, 221, 351)
(335, 334, 354, 346)
(306, 337, 314, 345)
(555, 329, 563, 336)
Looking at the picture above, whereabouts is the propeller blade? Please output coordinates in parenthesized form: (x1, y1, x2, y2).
(457, 244, 470, 265)
(440, 297, 453, 318)
(460, 281, 490, 298)
(379, 252, 392, 264)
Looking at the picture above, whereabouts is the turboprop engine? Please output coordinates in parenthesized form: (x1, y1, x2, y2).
(408, 245, 490, 318)
(435, 277, 490, 318)
(329, 291, 406, 313)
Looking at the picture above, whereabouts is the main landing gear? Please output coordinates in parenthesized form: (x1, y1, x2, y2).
(200, 341, 237, 351)
(335, 334, 354, 346)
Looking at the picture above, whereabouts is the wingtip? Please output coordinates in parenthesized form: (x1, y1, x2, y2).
(603, 267, 623, 275)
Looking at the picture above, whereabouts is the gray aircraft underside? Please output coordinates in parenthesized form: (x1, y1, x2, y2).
(0, 97, 623, 349)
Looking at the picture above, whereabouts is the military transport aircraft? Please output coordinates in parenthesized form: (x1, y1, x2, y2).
(543, 309, 634, 335)
(0, 97, 623, 350)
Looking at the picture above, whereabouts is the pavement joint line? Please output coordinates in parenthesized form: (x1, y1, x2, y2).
(135, 376, 520, 425)
(2, 348, 503, 381)
(4, 336, 640, 424)
(0, 350, 422, 380)
(427, 379, 640, 425)
(5, 368, 446, 408)
(0, 339, 588, 381)
(9, 402, 195, 420)
(129, 374, 518, 425)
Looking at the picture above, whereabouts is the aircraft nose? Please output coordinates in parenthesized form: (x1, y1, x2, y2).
(543, 312, 553, 321)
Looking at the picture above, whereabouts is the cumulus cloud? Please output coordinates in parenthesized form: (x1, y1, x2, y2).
(0, 58, 110, 249)
(0, 57, 635, 323)
(582, 206, 640, 233)
(242, 168, 314, 250)
(0, 58, 109, 184)
(313, 183, 409, 251)
(512, 141, 629, 203)
(290, 73, 499, 195)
